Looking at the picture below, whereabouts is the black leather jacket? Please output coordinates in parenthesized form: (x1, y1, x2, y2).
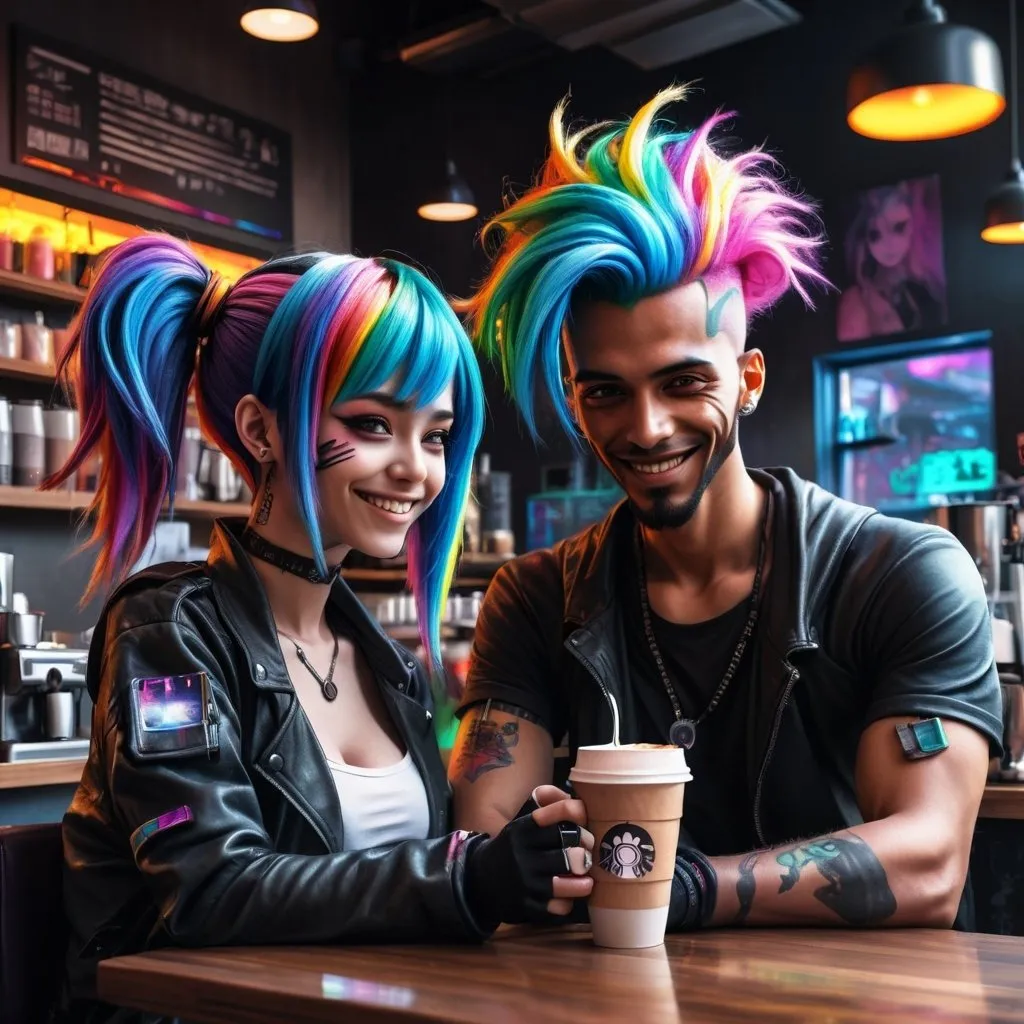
(462, 468, 1003, 925)
(61, 520, 485, 1023)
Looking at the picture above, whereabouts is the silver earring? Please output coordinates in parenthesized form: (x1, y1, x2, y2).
(258, 446, 269, 459)
(739, 399, 758, 417)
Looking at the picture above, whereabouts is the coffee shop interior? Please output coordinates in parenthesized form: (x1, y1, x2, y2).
(3, 0, 1024, 1018)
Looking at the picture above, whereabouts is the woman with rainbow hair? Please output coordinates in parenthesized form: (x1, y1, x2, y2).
(450, 87, 1000, 936)
(50, 237, 592, 1022)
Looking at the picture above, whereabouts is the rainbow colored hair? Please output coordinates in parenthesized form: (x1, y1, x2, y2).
(45, 235, 484, 667)
(461, 85, 826, 439)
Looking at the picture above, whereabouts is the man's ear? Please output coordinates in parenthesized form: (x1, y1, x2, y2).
(738, 349, 766, 412)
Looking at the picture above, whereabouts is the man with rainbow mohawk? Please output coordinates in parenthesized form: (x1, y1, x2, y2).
(450, 87, 1000, 934)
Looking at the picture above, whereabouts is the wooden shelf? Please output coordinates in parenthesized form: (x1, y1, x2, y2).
(0, 485, 249, 518)
(0, 484, 86, 511)
(0, 267, 86, 305)
(171, 497, 250, 517)
(0, 355, 57, 382)
(0, 758, 84, 789)
(980, 783, 1024, 820)
(341, 566, 491, 589)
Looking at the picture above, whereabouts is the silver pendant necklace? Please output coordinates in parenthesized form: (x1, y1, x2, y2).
(635, 490, 772, 749)
(278, 630, 340, 702)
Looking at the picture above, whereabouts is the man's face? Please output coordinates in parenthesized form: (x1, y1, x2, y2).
(565, 276, 762, 530)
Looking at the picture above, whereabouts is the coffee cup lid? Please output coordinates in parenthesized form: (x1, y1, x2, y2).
(569, 743, 692, 785)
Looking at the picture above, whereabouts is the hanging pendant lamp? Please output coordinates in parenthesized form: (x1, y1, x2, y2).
(983, 0, 1024, 242)
(241, 1, 319, 42)
(417, 159, 478, 223)
(848, 0, 1005, 141)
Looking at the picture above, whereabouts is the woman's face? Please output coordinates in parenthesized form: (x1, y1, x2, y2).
(867, 196, 913, 269)
(314, 380, 455, 559)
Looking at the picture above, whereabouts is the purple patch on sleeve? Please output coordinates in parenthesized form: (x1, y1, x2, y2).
(130, 805, 194, 857)
(446, 829, 472, 865)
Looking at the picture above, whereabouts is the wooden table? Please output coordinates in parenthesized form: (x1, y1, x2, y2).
(980, 783, 1024, 820)
(97, 926, 1024, 1023)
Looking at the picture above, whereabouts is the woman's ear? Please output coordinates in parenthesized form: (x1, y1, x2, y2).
(235, 395, 280, 466)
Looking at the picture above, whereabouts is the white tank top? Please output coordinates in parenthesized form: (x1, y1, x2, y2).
(327, 752, 431, 852)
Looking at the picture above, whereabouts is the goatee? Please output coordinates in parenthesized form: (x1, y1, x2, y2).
(629, 417, 739, 530)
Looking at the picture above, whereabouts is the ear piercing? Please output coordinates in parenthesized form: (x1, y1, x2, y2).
(258, 446, 269, 459)
(739, 399, 758, 417)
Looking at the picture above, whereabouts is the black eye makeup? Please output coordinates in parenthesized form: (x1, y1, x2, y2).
(340, 415, 391, 437)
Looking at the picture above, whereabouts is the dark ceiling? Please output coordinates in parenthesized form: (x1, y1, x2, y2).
(319, 0, 495, 63)
(316, 0, 822, 80)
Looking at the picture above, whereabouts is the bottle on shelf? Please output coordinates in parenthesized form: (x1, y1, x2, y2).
(25, 225, 55, 281)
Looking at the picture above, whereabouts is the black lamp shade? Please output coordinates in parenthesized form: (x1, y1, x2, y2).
(418, 159, 478, 223)
(848, 2, 1005, 140)
(982, 161, 1024, 242)
(241, 1, 319, 42)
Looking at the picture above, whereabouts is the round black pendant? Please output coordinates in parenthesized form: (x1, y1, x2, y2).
(669, 718, 696, 749)
(322, 680, 338, 701)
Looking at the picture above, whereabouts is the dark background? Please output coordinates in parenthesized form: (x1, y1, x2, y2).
(3, 0, 1024, 629)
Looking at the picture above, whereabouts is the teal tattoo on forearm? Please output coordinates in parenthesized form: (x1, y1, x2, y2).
(775, 836, 897, 926)
(734, 852, 759, 924)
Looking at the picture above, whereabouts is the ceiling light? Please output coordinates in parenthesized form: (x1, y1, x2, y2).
(847, 0, 1004, 141)
(983, 1, 1024, 242)
(418, 159, 478, 223)
(241, 2, 319, 43)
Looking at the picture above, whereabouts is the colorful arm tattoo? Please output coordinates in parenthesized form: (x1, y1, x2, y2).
(775, 835, 898, 926)
(454, 701, 520, 783)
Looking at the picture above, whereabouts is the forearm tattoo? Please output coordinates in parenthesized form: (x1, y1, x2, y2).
(316, 439, 355, 471)
(454, 703, 520, 783)
(255, 464, 275, 525)
(734, 852, 759, 924)
(775, 835, 898, 926)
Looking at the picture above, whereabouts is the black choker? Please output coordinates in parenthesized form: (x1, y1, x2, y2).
(240, 527, 343, 586)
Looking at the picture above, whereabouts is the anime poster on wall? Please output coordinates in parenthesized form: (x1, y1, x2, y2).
(836, 174, 948, 344)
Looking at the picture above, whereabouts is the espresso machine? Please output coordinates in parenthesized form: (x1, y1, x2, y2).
(934, 501, 1024, 780)
(0, 644, 92, 761)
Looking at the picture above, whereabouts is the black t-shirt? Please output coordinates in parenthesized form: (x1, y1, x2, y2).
(620, 552, 761, 856)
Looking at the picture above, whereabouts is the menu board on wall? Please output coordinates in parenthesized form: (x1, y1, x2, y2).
(11, 26, 293, 243)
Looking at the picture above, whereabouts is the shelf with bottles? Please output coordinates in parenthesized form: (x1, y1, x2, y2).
(0, 186, 261, 296)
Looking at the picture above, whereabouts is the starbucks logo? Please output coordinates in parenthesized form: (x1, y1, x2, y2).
(599, 823, 655, 879)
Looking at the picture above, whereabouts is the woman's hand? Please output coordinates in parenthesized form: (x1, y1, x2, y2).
(464, 790, 594, 928)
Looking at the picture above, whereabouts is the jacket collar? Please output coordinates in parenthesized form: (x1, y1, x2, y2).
(562, 467, 816, 656)
(204, 518, 415, 692)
